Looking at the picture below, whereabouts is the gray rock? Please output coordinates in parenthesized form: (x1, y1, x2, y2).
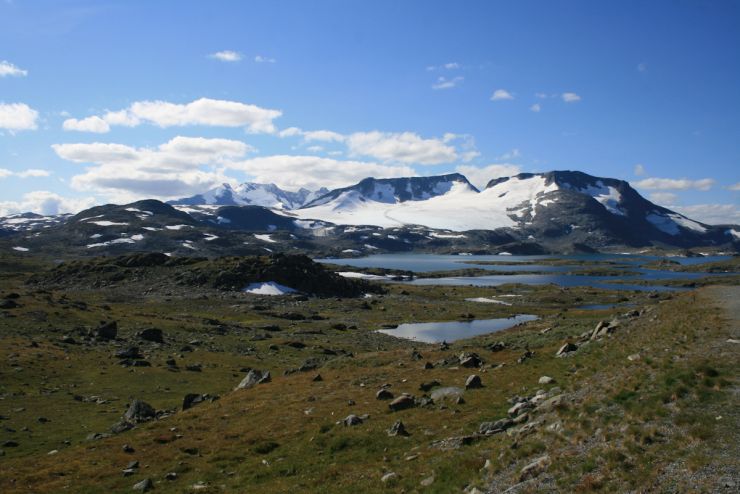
(123, 399, 156, 423)
(465, 374, 483, 389)
(94, 321, 118, 340)
(478, 418, 513, 435)
(342, 414, 363, 426)
(459, 352, 483, 368)
(538, 376, 555, 385)
(132, 478, 153, 492)
(387, 420, 409, 436)
(419, 380, 440, 392)
(376, 389, 394, 400)
(520, 455, 550, 481)
(555, 342, 578, 357)
(137, 328, 164, 343)
(388, 394, 416, 412)
(235, 369, 271, 390)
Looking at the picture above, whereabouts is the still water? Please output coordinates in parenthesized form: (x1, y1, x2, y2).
(377, 314, 539, 343)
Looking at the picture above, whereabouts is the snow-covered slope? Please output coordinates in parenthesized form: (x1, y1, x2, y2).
(172, 182, 329, 210)
(294, 171, 736, 248)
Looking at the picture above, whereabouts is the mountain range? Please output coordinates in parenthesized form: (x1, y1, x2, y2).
(1, 170, 738, 257)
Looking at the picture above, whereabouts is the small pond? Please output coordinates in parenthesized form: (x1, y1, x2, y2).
(377, 314, 539, 343)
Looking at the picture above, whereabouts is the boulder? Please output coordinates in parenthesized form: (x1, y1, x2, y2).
(376, 389, 394, 400)
(137, 328, 164, 343)
(459, 352, 483, 368)
(555, 342, 578, 357)
(342, 414, 363, 426)
(235, 369, 271, 390)
(478, 418, 513, 435)
(388, 394, 415, 412)
(132, 478, 154, 492)
(387, 420, 409, 436)
(465, 374, 483, 389)
(520, 455, 550, 481)
(538, 376, 555, 385)
(94, 321, 118, 340)
(123, 399, 155, 423)
(419, 380, 440, 392)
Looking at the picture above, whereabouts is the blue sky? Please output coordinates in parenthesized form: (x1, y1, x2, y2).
(0, 0, 738, 224)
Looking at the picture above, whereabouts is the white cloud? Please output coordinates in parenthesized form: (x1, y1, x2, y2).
(426, 62, 460, 71)
(0, 60, 27, 77)
(0, 168, 12, 179)
(16, 168, 51, 178)
(254, 55, 276, 63)
(634, 163, 646, 176)
(529, 103, 541, 112)
(53, 136, 253, 201)
(562, 92, 581, 103)
(306, 145, 323, 153)
(346, 131, 458, 165)
(635, 177, 714, 191)
(0, 191, 97, 217)
(63, 115, 110, 133)
(671, 204, 740, 226)
(432, 76, 464, 90)
(228, 155, 416, 191)
(648, 192, 677, 205)
(210, 50, 242, 62)
(455, 163, 522, 190)
(66, 98, 282, 134)
(0, 102, 39, 131)
(535, 92, 547, 99)
(496, 148, 521, 161)
(491, 89, 514, 101)
(303, 129, 345, 142)
(728, 182, 740, 191)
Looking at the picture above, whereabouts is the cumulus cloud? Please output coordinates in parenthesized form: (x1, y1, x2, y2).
(634, 163, 646, 176)
(254, 55, 276, 63)
(0, 191, 97, 217)
(562, 92, 581, 103)
(228, 155, 416, 191)
(455, 163, 522, 190)
(346, 131, 458, 165)
(672, 204, 740, 226)
(0, 168, 52, 179)
(491, 89, 514, 101)
(530, 103, 541, 112)
(0, 102, 39, 131)
(62, 115, 110, 133)
(65, 98, 282, 134)
(432, 76, 464, 90)
(52, 136, 254, 201)
(0, 61, 27, 77)
(635, 177, 714, 191)
(728, 182, 740, 191)
(210, 50, 242, 62)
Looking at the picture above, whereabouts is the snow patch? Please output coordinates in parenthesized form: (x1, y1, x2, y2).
(12, 246, 29, 252)
(89, 220, 128, 227)
(337, 271, 388, 281)
(243, 281, 297, 296)
(254, 234, 276, 243)
(465, 297, 512, 305)
(165, 224, 191, 230)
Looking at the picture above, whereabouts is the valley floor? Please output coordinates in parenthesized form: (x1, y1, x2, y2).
(0, 258, 738, 493)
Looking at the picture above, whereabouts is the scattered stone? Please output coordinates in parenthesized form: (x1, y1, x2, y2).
(312, 374, 323, 382)
(132, 478, 153, 492)
(459, 352, 483, 368)
(165, 472, 178, 481)
(538, 376, 555, 385)
(486, 341, 506, 352)
(116, 347, 142, 359)
(94, 321, 118, 340)
(0, 299, 19, 309)
(423, 361, 434, 370)
(536, 394, 565, 413)
(122, 444, 135, 453)
(137, 328, 164, 343)
(123, 399, 156, 423)
(342, 414, 363, 426)
(465, 374, 483, 389)
(185, 364, 202, 372)
(479, 418, 513, 435)
(410, 349, 423, 360)
(430, 435, 477, 450)
(520, 455, 550, 481)
(420, 475, 435, 487)
(388, 394, 416, 412)
(381, 472, 398, 483)
(387, 420, 409, 437)
(376, 389, 394, 400)
(508, 401, 532, 417)
(419, 380, 440, 392)
(555, 342, 578, 357)
(627, 353, 641, 361)
(2, 440, 19, 447)
(235, 369, 271, 390)
(182, 393, 208, 410)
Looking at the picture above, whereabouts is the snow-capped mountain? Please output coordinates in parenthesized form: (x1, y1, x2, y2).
(294, 170, 736, 248)
(172, 182, 329, 210)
